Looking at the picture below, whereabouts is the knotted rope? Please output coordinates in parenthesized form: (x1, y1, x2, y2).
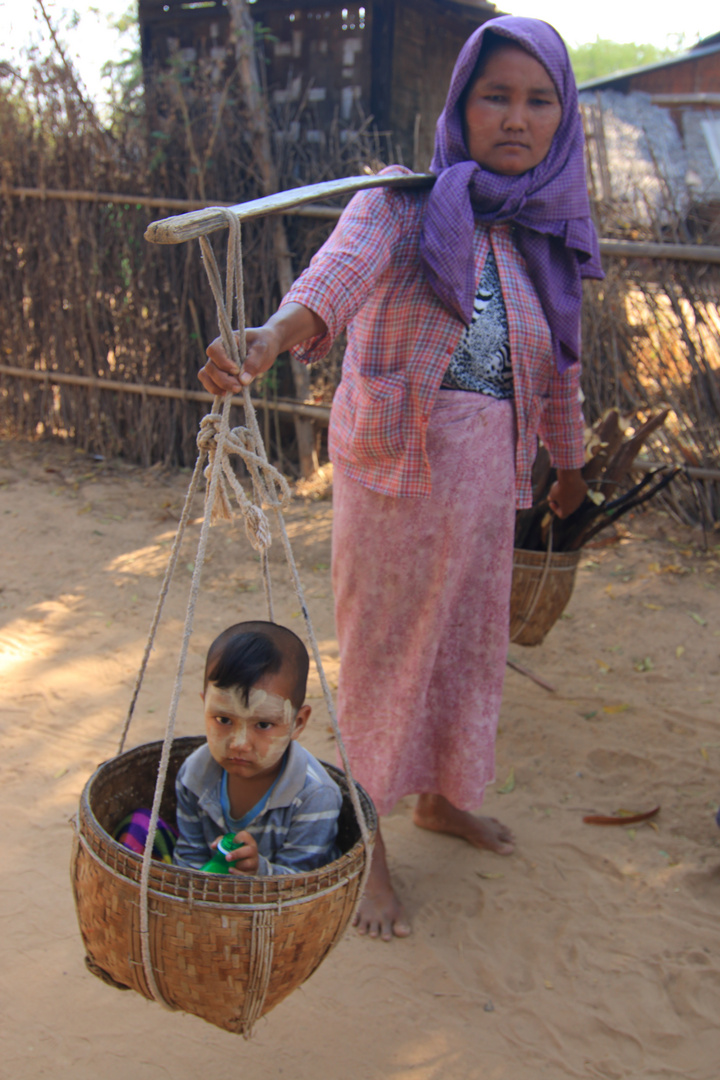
(120, 209, 373, 1016)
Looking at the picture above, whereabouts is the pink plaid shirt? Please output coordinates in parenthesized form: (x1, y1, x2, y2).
(284, 168, 585, 506)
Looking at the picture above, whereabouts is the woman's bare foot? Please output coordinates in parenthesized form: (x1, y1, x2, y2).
(353, 827, 411, 941)
(413, 793, 515, 854)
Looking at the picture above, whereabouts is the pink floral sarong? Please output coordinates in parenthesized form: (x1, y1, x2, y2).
(332, 390, 516, 815)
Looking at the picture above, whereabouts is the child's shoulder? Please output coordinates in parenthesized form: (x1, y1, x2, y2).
(176, 741, 220, 794)
(284, 742, 342, 807)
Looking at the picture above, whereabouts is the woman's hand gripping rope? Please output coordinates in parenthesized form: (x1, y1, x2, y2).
(200, 303, 328, 396)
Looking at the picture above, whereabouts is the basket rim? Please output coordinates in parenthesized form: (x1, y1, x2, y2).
(76, 735, 376, 907)
(74, 827, 362, 911)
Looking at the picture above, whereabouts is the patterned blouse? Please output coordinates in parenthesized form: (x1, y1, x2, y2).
(441, 248, 513, 399)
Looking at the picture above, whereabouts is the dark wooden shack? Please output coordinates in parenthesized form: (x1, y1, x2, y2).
(138, 0, 499, 168)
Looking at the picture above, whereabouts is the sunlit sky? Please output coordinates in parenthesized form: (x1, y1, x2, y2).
(1, 0, 718, 106)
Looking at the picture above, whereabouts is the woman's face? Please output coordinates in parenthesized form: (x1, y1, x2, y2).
(463, 42, 562, 176)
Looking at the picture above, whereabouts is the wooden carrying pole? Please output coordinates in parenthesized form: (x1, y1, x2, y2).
(144, 173, 436, 245)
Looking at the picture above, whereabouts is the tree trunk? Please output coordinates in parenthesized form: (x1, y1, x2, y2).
(227, 0, 317, 477)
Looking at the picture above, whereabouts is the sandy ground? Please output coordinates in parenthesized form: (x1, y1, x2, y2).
(1, 437, 720, 1080)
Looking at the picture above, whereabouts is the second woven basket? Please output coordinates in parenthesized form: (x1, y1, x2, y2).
(509, 547, 582, 646)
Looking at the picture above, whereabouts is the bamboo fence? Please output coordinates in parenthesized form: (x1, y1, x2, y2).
(0, 56, 385, 469)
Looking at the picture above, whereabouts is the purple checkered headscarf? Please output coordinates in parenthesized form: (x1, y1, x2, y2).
(420, 16, 603, 372)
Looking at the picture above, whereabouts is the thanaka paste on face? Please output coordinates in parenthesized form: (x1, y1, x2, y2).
(204, 684, 298, 771)
(207, 685, 294, 723)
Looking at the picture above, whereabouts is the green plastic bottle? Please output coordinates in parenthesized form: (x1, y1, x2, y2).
(201, 833, 244, 874)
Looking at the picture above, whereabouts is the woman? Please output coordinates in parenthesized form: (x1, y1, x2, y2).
(200, 17, 603, 940)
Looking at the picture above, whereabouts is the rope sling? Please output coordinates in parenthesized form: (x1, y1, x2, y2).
(69, 187, 406, 1036)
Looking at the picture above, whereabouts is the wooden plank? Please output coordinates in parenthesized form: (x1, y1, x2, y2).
(598, 239, 720, 264)
(1, 185, 344, 219)
(143, 173, 436, 244)
(7, 182, 720, 263)
(143, 173, 720, 265)
(630, 459, 720, 482)
(650, 92, 720, 106)
(7, 362, 720, 479)
(2, 186, 214, 212)
(0, 365, 331, 423)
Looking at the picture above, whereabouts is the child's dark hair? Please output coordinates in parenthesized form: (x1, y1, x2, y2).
(204, 621, 309, 711)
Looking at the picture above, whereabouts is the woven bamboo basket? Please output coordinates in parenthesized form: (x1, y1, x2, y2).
(70, 736, 376, 1035)
(509, 546, 582, 646)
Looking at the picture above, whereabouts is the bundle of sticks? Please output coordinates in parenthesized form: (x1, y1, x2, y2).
(515, 408, 680, 553)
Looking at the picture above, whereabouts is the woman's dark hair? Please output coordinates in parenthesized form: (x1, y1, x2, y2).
(460, 31, 548, 109)
(470, 30, 513, 81)
(204, 621, 309, 710)
(458, 32, 513, 126)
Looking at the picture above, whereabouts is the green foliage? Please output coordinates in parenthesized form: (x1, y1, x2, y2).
(100, 3, 143, 123)
(569, 37, 684, 85)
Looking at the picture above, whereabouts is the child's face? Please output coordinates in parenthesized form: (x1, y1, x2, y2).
(203, 671, 310, 784)
(463, 43, 562, 176)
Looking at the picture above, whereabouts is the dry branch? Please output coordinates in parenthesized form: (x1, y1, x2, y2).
(516, 409, 680, 553)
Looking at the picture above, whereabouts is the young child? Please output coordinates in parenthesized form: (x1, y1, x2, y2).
(173, 620, 342, 875)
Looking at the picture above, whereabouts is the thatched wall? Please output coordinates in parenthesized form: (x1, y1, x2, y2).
(0, 56, 376, 469)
